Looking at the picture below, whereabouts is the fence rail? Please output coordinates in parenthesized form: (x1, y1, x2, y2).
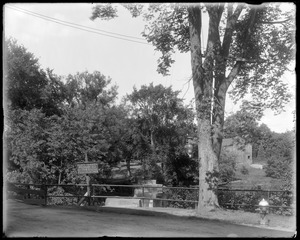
(5, 182, 294, 215)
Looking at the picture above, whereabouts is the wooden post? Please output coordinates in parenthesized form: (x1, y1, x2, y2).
(27, 185, 30, 199)
(85, 152, 91, 206)
(142, 185, 145, 207)
(42, 184, 48, 206)
(92, 184, 95, 206)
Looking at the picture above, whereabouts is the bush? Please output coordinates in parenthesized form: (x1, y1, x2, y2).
(47, 186, 77, 205)
(265, 155, 290, 179)
(264, 155, 294, 191)
(165, 153, 198, 187)
(268, 192, 294, 216)
(217, 186, 294, 216)
(162, 187, 198, 209)
(218, 186, 261, 212)
(219, 150, 238, 183)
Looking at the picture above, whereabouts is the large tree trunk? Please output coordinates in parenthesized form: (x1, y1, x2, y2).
(188, 5, 219, 211)
(188, 3, 257, 211)
(197, 118, 219, 209)
(212, 81, 227, 160)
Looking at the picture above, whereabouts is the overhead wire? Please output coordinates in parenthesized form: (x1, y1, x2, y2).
(6, 5, 152, 46)
(8, 5, 145, 41)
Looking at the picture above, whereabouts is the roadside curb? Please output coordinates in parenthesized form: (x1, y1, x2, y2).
(238, 223, 296, 234)
(78, 205, 295, 233)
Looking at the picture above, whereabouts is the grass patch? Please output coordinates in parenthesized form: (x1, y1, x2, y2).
(231, 164, 282, 190)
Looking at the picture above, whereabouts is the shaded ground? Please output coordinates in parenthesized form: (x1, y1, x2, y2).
(3, 200, 295, 238)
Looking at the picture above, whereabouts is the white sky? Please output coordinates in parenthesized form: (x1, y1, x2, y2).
(3, 3, 296, 133)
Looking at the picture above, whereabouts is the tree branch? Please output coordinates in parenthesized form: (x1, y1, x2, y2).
(225, 56, 266, 63)
(225, 61, 242, 88)
(222, 3, 245, 58)
(259, 18, 291, 24)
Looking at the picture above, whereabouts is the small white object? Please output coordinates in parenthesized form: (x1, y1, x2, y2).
(259, 198, 269, 206)
(149, 200, 153, 208)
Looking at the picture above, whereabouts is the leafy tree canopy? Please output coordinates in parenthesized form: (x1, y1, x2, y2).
(4, 38, 67, 116)
(5, 38, 47, 110)
(63, 71, 118, 108)
(90, 3, 295, 209)
(91, 2, 295, 115)
(125, 83, 195, 150)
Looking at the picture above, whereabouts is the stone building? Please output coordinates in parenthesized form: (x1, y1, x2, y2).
(222, 138, 253, 165)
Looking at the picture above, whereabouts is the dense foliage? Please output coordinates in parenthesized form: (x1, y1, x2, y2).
(4, 38, 197, 187)
(224, 111, 295, 191)
(5, 1, 295, 212)
(4, 38, 63, 116)
(263, 131, 295, 191)
(90, 2, 295, 209)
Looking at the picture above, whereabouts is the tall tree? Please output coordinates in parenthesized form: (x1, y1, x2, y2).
(63, 71, 118, 108)
(4, 38, 47, 109)
(125, 83, 195, 181)
(126, 83, 193, 150)
(90, 3, 295, 210)
(4, 38, 64, 116)
(5, 66, 124, 184)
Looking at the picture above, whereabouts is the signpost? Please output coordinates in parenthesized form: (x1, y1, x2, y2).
(77, 162, 99, 174)
(77, 152, 99, 206)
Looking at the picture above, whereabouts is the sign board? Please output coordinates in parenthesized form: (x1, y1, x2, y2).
(77, 162, 99, 174)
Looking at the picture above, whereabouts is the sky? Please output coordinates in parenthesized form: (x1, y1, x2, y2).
(3, 3, 296, 133)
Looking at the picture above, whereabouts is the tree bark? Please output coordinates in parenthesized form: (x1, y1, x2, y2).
(188, 5, 219, 211)
(188, 3, 259, 211)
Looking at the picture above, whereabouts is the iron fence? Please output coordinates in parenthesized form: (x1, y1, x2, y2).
(6, 182, 294, 215)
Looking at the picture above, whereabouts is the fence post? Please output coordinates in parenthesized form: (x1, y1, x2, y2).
(90, 184, 94, 206)
(42, 184, 48, 206)
(142, 185, 145, 207)
(86, 182, 91, 205)
(27, 185, 30, 199)
(196, 188, 199, 210)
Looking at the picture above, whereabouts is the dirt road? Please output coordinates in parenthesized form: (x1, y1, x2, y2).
(3, 200, 294, 237)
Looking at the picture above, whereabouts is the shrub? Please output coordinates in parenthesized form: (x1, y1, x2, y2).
(264, 154, 294, 191)
(165, 153, 198, 187)
(47, 186, 77, 205)
(217, 186, 294, 216)
(162, 187, 198, 209)
(219, 150, 238, 183)
(218, 186, 261, 212)
(265, 155, 291, 179)
(268, 191, 294, 216)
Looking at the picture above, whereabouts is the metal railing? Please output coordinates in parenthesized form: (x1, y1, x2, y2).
(216, 188, 294, 214)
(6, 182, 294, 215)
